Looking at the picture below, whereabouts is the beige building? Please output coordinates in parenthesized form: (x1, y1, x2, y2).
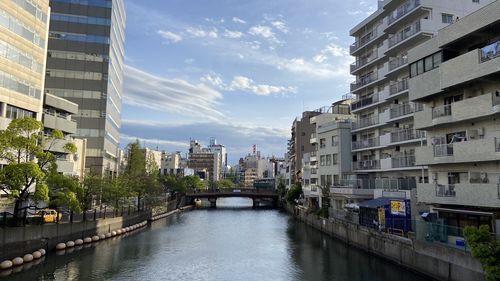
(349, 0, 494, 191)
(409, 1, 500, 233)
(142, 148, 162, 174)
(0, 0, 50, 129)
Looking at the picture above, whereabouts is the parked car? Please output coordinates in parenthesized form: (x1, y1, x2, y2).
(33, 209, 62, 223)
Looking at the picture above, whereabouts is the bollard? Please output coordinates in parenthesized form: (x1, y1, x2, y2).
(70, 211, 73, 223)
(93, 209, 97, 221)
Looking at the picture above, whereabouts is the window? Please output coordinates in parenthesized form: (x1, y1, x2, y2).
(442, 13, 454, 24)
(320, 138, 326, 148)
(331, 136, 338, 146)
(325, 155, 331, 166)
(320, 155, 325, 166)
(472, 0, 479, 3)
(6, 105, 35, 119)
(332, 154, 338, 165)
(410, 52, 442, 77)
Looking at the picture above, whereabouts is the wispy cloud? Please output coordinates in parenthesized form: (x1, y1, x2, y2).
(201, 73, 296, 96)
(157, 30, 182, 43)
(249, 25, 275, 39)
(223, 29, 243, 39)
(124, 65, 224, 121)
(232, 17, 246, 24)
(271, 21, 288, 33)
(186, 27, 218, 38)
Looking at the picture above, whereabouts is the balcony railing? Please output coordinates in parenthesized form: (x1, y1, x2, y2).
(391, 155, 416, 168)
(352, 138, 380, 150)
(389, 56, 409, 71)
(391, 129, 425, 143)
(351, 72, 378, 91)
(389, 78, 408, 95)
(493, 91, 500, 106)
(479, 40, 500, 63)
(390, 103, 413, 119)
(352, 115, 379, 130)
(433, 143, 454, 157)
(496, 138, 500, 152)
(353, 160, 380, 170)
(310, 151, 317, 157)
(351, 52, 378, 72)
(388, 0, 421, 25)
(350, 29, 377, 52)
(311, 168, 317, 175)
(431, 104, 452, 119)
(436, 184, 456, 197)
(388, 20, 421, 48)
(351, 93, 379, 110)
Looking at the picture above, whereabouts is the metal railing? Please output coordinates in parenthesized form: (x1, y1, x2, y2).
(388, 0, 421, 25)
(389, 78, 408, 95)
(352, 138, 380, 150)
(479, 40, 500, 63)
(391, 155, 416, 168)
(352, 115, 379, 130)
(351, 93, 379, 110)
(492, 91, 500, 106)
(433, 143, 454, 157)
(351, 52, 378, 72)
(310, 151, 317, 157)
(390, 103, 413, 119)
(389, 20, 421, 48)
(436, 184, 456, 197)
(391, 129, 425, 143)
(432, 104, 452, 119)
(350, 29, 377, 52)
(332, 178, 416, 190)
(353, 160, 380, 170)
(351, 72, 378, 91)
(389, 56, 408, 71)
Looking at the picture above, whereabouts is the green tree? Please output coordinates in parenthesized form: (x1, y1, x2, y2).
(181, 175, 207, 191)
(78, 173, 103, 213)
(464, 225, 500, 281)
(276, 176, 287, 199)
(123, 141, 147, 210)
(101, 175, 131, 209)
(286, 182, 302, 203)
(47, 173, 81, 213)
(216, 179, 234, 189)
(0, 118, 76, 222)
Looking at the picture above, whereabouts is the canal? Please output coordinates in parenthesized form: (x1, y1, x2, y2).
(3, 198, 430, 281)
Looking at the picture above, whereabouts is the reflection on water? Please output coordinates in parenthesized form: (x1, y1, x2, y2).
(3, 198, 430, 281)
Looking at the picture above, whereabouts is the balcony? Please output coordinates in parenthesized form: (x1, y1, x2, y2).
(415, 138, 500, 166)
(350, 52, 378, 73)
(352, 138, 380, 151)
(414, 92, 500, 130)
(56, 159, 76, 175)
(388, 55, 408, 72)
(390, 129, 425, 143)
(389, 78, 408, 95)
(310, 133, 317, 144)
(351, 93, 379, 111)
(391, 155, 416, 168)
(352, 115, 379, 130)
(353, 160, 380, 171)
(43, 113, 77, 134)
(418, 183, 500, 208)
(334, 178, 416, 190)
(387, 0, 421, 26)
(387, 19, 432, 55)
(390, 103, 422, 119)
(350, 29, 377, 53)
(351, 72, 378, 92)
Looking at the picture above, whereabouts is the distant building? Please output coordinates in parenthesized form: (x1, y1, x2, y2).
(141, 148, 161, 174)
(188, 139, 223, 181)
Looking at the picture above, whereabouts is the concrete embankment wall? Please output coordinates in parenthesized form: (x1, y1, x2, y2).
(287, 205, 485, 281)
(0, 212, 149, 261)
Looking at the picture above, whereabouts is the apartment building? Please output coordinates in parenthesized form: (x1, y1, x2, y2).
(409, 1, 500, 232)
(349, 0, 493, 191)
(303, 101, 353, 209)
(0, 0, 50, 129)
(45, 0, 126, 176)
(43, 93, 86, 178)
(287, 111, 322, 187)
(188, 139, 222, 181)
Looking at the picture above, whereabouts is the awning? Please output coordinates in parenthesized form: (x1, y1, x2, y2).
(358, 197, 393, 209)
(432, 207, 494, 216)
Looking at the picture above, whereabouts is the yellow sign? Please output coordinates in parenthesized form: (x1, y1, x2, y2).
(378, 207, 385, 226)
(390, 200, 406, 216)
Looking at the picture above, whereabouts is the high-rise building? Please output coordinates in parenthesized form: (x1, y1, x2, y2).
(45, 0, 126, 176)
(349, 0, 493, 191)
(0, 0, 50, 129)
(409, 1, 500, 232)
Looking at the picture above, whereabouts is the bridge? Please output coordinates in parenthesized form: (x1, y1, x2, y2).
(185, 188, 278, 208)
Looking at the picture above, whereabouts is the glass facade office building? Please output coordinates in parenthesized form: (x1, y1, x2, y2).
(45, 0, 125, 176)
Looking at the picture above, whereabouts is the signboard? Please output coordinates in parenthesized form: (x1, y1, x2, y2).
(378, 207, 386, 227)
(390, 200, 406, 216)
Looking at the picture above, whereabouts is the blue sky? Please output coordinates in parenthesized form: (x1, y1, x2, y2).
(121, 0, 376, 164)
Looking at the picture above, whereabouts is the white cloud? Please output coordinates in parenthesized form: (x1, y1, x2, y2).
(124, 65, 224, 121)
(249, 25, 274, 39)
(201, 73, 296, 96)
(271, 21, 288, 33)
(157, 30, 182, 43)
(186, 27, 218, 38)
(232, 17, 246, 24)
(223, 29, 243, 39)
(229, 76, 296, 96)
(121, 134, 189, 148)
